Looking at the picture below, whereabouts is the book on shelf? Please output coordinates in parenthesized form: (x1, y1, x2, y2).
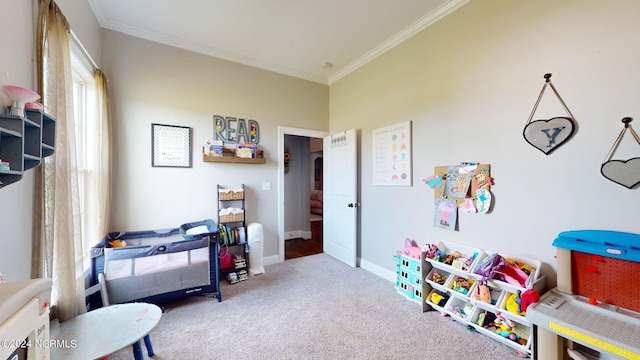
(236, 143, 257, 158)
(218, 225, 246, 245)
(204, 140, 224, 156)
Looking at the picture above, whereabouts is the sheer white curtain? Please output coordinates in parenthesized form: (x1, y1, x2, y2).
(32, 0, 84, 321)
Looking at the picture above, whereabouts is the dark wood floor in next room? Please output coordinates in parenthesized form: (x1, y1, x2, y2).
(285, 220, 323, 260)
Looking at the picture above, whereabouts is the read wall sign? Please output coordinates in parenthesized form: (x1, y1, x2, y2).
(213, 115, 260, 144)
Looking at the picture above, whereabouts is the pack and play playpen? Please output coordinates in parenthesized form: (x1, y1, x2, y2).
(89, 220, 221, 307)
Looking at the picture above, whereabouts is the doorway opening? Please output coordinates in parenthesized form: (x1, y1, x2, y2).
(283, 134, 323, 260)
(277, 127, 329, 263)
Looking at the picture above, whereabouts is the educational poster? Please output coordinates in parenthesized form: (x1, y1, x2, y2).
(372, 121, 412, 186)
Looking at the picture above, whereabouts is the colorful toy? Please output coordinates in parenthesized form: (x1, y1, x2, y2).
(477, 310, 487, 326)
(425, 243, 439, 259)
(505, 292, 526, 316)
(430, 292, 449, 307)
(400, 238, 422, 260)
(495, 262, 530, 287)
(109, 239, 127, 248)
(431, 292, 445, 305)
(518, 289, 540, 313)
(474, 253, 506, 282)
(432, 250, 447, 262)
(431, 271, 446, 285)
(494, 312, 515, 332)
(451, 277, 473, 295)
(472, 282, 492, 303)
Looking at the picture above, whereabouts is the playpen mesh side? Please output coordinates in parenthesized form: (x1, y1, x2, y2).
(571, 251, 640, 312)
(103, 236, 211, 304)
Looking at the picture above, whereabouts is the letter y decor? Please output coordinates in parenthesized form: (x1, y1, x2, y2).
(523, 73, 576, 155)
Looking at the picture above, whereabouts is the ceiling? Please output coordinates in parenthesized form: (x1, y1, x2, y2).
(88, 0, 468, 85)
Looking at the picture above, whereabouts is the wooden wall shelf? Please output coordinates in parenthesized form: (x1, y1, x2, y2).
(203, 150, 266, 164)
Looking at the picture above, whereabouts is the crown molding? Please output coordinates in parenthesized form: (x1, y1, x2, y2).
(328, 0, 469, 85)
(87, 0, 469, 86)
(87, 0, 108, 26)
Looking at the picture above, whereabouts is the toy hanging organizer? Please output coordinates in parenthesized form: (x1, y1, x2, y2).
(600, 117, 640, 189)
(523, 73, 577, 155)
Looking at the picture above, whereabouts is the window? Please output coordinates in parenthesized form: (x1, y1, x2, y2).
(71, 53, 97, 270)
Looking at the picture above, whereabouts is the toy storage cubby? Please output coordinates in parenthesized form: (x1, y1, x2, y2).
(422, 241, 546, 358)
(423, 241, 480, 318)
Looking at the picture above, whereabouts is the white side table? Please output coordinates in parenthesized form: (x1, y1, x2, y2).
(50, 303, 161, 360)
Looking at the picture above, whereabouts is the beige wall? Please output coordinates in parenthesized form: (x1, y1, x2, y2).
(101, 30, 329, 259)
(0, 0, 37, 282)
(3, 0, 640, 285)
(56, 0, 102, 68)
(332, 0, 640, 286)
(0, 0, 101, 281)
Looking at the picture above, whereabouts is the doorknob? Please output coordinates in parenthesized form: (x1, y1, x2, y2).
(347, 203, 360, 208)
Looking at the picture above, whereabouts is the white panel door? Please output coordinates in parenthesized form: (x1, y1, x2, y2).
(323, 129, 358, 267)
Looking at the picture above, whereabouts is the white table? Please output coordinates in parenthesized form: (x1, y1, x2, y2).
(50, 303, 162, 360)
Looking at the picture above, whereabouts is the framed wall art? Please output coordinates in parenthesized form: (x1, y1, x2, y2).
(372, 120, 412, 186)
(152, 123, 192, 167)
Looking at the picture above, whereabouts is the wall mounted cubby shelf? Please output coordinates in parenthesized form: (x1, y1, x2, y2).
(395, 240, 546, 358)
(0, 109, 56, 188)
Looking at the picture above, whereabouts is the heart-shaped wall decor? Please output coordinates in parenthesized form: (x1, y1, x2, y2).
(600, 157, 640, 189)
(523, 117, 575, 155)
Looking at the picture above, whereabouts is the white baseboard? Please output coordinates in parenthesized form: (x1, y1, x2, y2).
(263, 254, 280, 266)
(360, 258, 396, 283)
(284, 230, 312, 240)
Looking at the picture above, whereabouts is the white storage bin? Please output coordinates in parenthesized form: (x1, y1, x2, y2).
(425, 288, 449, 311)
(445, 296, 474, 321)
(469, 282, 504, 308)
(499, 291, 528, 319)
(469, 306, 532, 353)
(425, 267, 450, 291)
(446, 275, 476, 297)
(471, 251, 540, 293)
(425, 240, 482, 275)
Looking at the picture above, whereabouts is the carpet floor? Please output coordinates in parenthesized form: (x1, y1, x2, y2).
(107, 254, 530, 360)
